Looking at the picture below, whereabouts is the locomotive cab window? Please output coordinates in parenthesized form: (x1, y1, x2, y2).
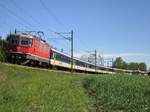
(21, 38, 32, 46)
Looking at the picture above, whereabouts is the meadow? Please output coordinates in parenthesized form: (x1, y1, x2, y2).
(0, 63, 88, 112)
(0, 63, 150, 112)
(83, 75, 150, 112)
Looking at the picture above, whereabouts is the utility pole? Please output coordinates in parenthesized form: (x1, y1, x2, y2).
(55, 30, 73, 73)
(95, 49, 97, 72)
(98, 53, 104, 66)
(71, 30, 73, 73)
(86, 49, 97, 73)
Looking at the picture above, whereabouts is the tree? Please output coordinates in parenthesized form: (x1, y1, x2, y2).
(138, 62, 147, 71)
(128, 62, 139, 70)
(112, 57, 127, 69)
(112, 57, 123, 68)
(0, 39, 8, 62)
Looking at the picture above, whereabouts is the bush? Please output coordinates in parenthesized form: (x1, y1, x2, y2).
(0, 39, 7, 62)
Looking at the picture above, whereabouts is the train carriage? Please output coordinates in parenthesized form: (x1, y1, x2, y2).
(50, 48, 114, 74)
(50, 48, 71, 69)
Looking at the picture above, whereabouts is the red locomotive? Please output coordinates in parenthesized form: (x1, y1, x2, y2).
(7, 31, 50, 66)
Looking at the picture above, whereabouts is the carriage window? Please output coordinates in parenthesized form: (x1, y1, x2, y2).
(21, 38, 32, 45)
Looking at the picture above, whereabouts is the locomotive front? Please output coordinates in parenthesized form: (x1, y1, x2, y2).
(7, 33, 33, 64)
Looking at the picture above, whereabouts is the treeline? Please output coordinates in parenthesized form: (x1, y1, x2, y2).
(0, 38, 8, 62)
(112, 57, 147, 71)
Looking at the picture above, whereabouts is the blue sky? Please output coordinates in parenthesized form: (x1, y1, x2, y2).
(0, 0, 150, 67)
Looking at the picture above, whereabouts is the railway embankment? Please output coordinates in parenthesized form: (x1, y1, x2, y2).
(0, 63, 150, 112)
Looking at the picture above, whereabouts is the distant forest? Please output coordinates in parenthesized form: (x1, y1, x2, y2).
(112, 57, 147, 71)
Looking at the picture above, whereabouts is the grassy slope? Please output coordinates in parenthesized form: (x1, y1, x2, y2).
(0, 63, 150, 112)
(0, 64, 88, 112)
(83, 75, 150, 112)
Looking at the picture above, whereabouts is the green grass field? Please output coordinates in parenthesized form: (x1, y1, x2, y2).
(83, 75, 150, 112)
(0, 64, 89, 112)
(0, 63, 150, 112)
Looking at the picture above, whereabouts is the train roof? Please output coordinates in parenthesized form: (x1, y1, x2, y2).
(8, 33, 49, 45)
(8, 33, 33, 38)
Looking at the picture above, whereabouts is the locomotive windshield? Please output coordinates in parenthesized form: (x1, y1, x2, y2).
(21, 37, 32, 46)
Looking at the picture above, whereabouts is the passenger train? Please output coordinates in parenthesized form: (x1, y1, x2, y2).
(6, 32, 146, 75)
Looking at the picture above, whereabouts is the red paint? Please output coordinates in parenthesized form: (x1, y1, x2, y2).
(7, 33, 50, 63)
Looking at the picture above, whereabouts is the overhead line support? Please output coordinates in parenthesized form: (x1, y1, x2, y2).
(55, 30, 74, 73)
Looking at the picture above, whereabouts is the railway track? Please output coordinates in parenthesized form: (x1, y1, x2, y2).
(0, 62, 95, 76)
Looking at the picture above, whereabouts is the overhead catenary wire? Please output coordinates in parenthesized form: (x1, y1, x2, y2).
(0, 20, 9, 30)
(1, 0, 54, 35)
(39, 0, 69, 31)
(38, 0, 74, 51)
(10, 0, 39, 27)
(9, 0, 56, 34)
(0, 3, 33, 29)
